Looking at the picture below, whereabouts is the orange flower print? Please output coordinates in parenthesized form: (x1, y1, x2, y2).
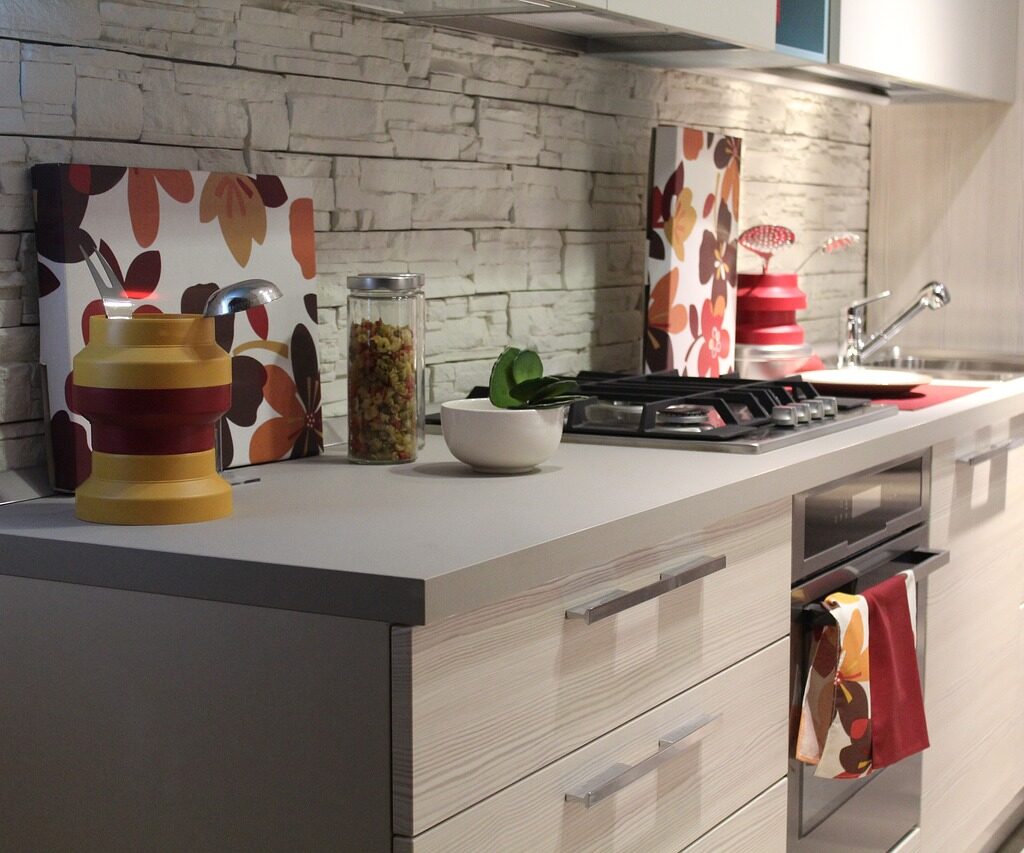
(249, 324, 323, 462)
(289, 198, 316, 280)
(665, 187, 697, 263)
(683, 127, 704, 161)
(127, 168, 194, 248)
(647, 269, 687, 334)
(199, 173, 268, 267)
(697, 296, 731, 378)
(645, 268, 688, 372)
(833, 599, 870, 690)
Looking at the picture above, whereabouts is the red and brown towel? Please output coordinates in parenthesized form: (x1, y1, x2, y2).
(796, 571, 929, 779)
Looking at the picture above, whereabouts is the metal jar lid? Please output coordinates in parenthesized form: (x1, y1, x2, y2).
(347, 272, 424, 292)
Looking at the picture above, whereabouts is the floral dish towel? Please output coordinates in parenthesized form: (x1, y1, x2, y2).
(796, 591, 873, 779)
(796, 570, 926, 779)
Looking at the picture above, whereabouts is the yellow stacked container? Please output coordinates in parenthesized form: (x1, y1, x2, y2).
(72, 315, 233, 524)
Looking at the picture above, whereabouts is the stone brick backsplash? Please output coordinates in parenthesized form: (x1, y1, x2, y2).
(0, 0, 870, 467)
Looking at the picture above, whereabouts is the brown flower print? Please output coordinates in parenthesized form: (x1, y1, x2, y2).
(180, 282, 269, 469)
(714, 136, 742, 218)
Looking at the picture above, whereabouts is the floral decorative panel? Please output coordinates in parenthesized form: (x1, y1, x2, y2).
(644, 126, 741, 377)
(31, 164, 323, 492)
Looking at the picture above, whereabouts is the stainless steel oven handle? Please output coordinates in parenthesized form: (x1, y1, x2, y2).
(800, 547, 949, 624)
(565, 554, 727, 625)
(564, 714, 721, 808)
(957, 437, 1024, 466)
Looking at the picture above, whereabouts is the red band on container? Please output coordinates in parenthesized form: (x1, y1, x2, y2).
(73, 385, 231, 455)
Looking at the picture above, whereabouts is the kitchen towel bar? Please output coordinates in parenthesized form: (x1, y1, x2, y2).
(800, 547, 949, 627)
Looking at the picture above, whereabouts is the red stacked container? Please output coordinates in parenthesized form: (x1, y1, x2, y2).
(735, 273, 822, 378)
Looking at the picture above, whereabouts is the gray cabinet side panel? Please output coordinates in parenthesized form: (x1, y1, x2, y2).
(0, 574, 391, 853)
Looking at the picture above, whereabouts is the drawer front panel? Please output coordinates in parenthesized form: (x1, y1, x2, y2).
(393, 499, 790, 834)
(924, 429, 1024, 848)
(395, 640, 788, 853)
(888, 827, 921, 853)
(680, 778, 786, 853)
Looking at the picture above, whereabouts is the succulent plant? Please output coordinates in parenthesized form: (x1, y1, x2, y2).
(488, 347, 589, 410)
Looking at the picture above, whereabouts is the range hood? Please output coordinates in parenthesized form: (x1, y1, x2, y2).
(335, 1, 977, 103)
(341, 1, 779, 59)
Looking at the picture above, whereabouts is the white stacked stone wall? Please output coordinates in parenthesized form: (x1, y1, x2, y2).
(0, 0, 870, 469)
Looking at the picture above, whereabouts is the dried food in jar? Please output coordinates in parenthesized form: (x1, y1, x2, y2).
(348, 319, 417, 462)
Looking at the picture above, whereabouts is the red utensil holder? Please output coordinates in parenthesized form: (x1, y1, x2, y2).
(736, 273, 808, 345)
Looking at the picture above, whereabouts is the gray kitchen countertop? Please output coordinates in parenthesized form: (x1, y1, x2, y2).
(2, 379, 1024, 625)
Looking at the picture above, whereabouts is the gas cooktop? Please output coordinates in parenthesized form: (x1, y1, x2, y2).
(436, 371, 898, 454)
(561, 371, 897, 453)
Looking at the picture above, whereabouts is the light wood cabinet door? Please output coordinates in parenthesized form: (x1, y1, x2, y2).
(834, 0, 1017, 101)
(392, 498, 790, 835)
(889, 827, 922, 853)
(605, 0, 777, 49)
(921, 422, 1024, 850)
(680, 778, 786, 853)
(395, 641, 788, 853)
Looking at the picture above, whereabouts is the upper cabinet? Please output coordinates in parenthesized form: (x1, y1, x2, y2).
(830, 0, 1018, 102)
(775, 0, 830, 62)
(604, 0, 777, 50)
(345, 0, 1017, 102)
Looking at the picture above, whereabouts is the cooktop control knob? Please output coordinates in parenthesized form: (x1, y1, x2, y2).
(791, 403, 811, 423)
(771, 405, 798, 427)
(805, 399, 825, 420)
(818, 396, 839, 417)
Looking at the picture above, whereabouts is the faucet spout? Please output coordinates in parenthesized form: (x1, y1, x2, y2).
(839, 282, 951, 367)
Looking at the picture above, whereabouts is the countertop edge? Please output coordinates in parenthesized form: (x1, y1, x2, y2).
(421, 387, 1024, 622)
(3, 384, 1023, 626)
(0, 534, 427, 625)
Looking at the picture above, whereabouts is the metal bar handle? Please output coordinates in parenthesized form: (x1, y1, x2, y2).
(957, 437, 1024, 467)
(565, 554, 727, 625)
(801, 547, 949, 625)
(564, 714, 721, 808)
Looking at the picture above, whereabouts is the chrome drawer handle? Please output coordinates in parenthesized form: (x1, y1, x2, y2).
(564, 714, 721, 809)
(957, 437, 1024, 466)
(564, 554, 727, 625)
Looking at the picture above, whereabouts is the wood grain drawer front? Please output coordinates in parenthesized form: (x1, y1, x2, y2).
(680, 778, 786, 853)
(923, 433, 1024, 849)
(392, 498, 790, 835)
(888, 828, 921, 853)
(394, 640, 788, 853)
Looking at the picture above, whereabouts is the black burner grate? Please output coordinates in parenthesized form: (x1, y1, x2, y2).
(560, 370, 867, 442)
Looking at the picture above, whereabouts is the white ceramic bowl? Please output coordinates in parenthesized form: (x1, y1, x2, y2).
(440, 398, 564, 474)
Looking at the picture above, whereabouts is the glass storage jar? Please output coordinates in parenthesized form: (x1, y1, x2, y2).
(347, 273, 425, 464)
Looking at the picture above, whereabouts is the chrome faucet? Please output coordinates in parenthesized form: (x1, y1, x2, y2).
(838, 282, 951, 367)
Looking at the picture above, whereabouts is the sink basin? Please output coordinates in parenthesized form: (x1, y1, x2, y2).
(867, 348, 1024, 381)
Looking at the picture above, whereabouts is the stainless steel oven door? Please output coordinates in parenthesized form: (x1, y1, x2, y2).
(788, 528, 949, 851)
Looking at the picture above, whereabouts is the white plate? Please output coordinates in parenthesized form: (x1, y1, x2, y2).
(799, 367, 933, 396)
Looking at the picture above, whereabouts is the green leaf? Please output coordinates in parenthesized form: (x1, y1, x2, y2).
(527, 395, 589, 409)
(511, 349, 543, 384)
(509, 376, 561, 401)
(528, 378, 579, 403)
(488, 347, 521, 408)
